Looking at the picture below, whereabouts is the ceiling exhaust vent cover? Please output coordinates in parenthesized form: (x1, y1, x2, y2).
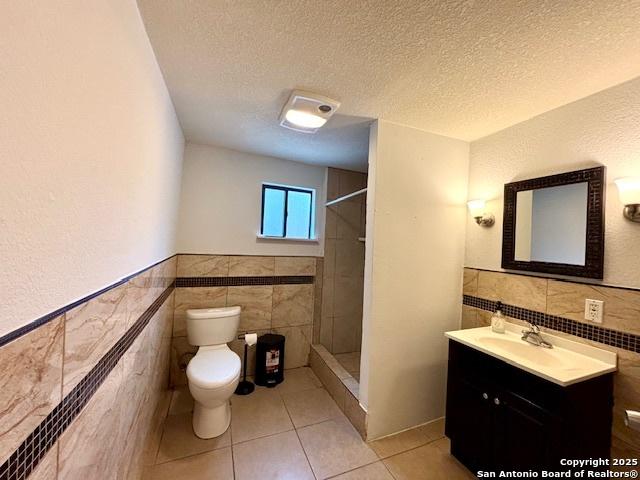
(279, 90, 340, 133)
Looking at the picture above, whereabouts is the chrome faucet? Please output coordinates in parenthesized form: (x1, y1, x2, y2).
(521, 322, 553, 348)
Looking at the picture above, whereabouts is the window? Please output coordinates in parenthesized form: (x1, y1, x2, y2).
(261, 184, 315, 239)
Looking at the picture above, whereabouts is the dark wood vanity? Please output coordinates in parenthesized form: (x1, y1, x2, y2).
(445, 340, 614, 474)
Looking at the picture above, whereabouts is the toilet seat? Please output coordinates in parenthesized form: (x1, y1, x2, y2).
(187, 346, 240, 390)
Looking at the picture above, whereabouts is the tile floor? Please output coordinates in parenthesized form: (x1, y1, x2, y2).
(142, 367, 473, 480)
(334, 352, 361, 381)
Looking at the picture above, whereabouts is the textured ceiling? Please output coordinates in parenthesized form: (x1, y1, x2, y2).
(137, 0, 640, 171)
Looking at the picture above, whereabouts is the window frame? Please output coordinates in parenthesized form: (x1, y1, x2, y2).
(260, 183, 315, 239)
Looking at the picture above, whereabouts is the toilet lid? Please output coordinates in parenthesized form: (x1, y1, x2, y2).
(187, 349, 241, 389)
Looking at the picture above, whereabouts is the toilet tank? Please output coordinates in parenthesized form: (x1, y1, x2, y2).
(186, 306, 241, 346)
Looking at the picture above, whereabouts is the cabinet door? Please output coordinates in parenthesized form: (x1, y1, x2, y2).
(494, 390, 559, 471)
(448, 377, 496, 474)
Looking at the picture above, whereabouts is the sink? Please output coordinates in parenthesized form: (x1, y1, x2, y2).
(445, 323, 617, 386)
(476, 336, 564, 368)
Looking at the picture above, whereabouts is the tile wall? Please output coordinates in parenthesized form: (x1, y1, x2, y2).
(171, 255, 319, 386)
(320, 168, 367, 354)
(0, 257, 177, 480)
(461, 268, 640, 459)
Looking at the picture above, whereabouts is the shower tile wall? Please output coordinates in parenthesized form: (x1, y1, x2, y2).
(461, 267, 640, 459)
(171, 255, 319, 386)
(321, 168, 367, 354)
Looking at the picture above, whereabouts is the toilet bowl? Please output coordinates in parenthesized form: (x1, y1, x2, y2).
(185, 306, 242, 439)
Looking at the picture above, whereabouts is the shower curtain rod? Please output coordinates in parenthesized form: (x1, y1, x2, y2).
(325, 188, 367, 207)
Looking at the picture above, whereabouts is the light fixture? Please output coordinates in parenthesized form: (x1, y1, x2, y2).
(467, 199, 495, 227)
(284, 109, 327, 129)
(279, 90, 340, 134)
(614, 177, 640, 222)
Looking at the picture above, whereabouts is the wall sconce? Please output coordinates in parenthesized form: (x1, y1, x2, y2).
(467, 199, 495, 227)
(614, 177, 640, 223)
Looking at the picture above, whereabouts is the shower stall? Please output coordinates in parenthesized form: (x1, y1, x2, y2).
(317, 167, 367, 382)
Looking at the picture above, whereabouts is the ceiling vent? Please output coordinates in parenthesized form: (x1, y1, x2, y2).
(279, 90, 340, 133)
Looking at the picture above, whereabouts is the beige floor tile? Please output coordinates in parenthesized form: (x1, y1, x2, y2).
(156, 412, 231, 463)
(231, 388, 294, 443)
(383, 437, 474, 480)
(273, 367, 322, 395)
(143, 448, 233, 480)
(329, 461, 394, 479)
(233, 430, 315, 480)
(283, 387, 345, 428)
(168, 386, 194, 415)
(335, 352, 361, 377)
(370, 418, 444, 459)
(298, 417, 378, 479)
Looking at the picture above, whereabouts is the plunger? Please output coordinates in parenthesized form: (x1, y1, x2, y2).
(235, 334, 255, 395)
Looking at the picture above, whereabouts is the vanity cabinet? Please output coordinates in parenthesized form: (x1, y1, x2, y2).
(445, 340, 614, 474)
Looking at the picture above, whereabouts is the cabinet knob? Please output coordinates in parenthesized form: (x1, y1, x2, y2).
(494, 398, 501, 406)
(482, 393, 488, 400)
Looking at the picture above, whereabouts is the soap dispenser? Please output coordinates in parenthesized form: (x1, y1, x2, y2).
(491, 301, 505, 333)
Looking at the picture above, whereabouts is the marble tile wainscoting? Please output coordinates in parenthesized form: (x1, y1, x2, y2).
(0, 257, 177, 480)
(171, 254, 319, 386)
(461, 268, 640, 460)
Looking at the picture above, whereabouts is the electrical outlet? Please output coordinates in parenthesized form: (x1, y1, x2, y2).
(585, 299, 604, 323)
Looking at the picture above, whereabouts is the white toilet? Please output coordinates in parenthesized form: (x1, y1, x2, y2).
(185, 306, 242, 439)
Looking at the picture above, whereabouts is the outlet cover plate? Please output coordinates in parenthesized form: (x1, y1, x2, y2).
(585, 299, 604, 323)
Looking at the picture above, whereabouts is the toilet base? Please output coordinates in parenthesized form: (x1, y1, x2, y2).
(192, 401, 231, 439)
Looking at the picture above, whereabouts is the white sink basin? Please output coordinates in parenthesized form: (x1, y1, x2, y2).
(445, 323, 617, 386)
(477, 336, 566, 368)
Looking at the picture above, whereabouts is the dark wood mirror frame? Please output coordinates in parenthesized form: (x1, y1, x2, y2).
(502, 166, 606, 279)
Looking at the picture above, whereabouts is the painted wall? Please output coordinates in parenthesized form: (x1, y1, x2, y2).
(176, 143, 327, 256)
(0, 0, 184, 337)
(361, 120, 470, 439)
(465, 77, 640, 289)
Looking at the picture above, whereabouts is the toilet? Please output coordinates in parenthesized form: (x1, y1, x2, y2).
(185, 306, 242, 439)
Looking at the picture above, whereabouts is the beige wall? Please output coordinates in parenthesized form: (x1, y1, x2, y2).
(320, 168, 367, 354)
(362, 120, 470, 439)
(461, 268, 640, 458)
(0, 257, 177, 479)
(0, 0, 185, 337)
(170, 255, 318, 386)
(465, 76, 640, 289)
(176, 143, 327, 257)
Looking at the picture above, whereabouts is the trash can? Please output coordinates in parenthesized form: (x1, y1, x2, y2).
(255, 333, 285, 387)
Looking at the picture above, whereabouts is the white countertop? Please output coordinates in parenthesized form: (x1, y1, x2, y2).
(445, 322, 617, 386)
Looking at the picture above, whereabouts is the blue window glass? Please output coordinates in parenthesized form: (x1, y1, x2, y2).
(262, 188, 286, 237)
(287, 190, 312, 238)
(261, 184, 314, 239)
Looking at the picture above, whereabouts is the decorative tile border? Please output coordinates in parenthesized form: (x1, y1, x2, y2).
(463, 294, 640, 353)
(175, 275, 315, 287)
(0, 255, 177, 349)
(0, 283, 175, 480)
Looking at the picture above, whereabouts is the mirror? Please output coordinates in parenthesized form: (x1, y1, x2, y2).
(502, 166, 605, 279)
